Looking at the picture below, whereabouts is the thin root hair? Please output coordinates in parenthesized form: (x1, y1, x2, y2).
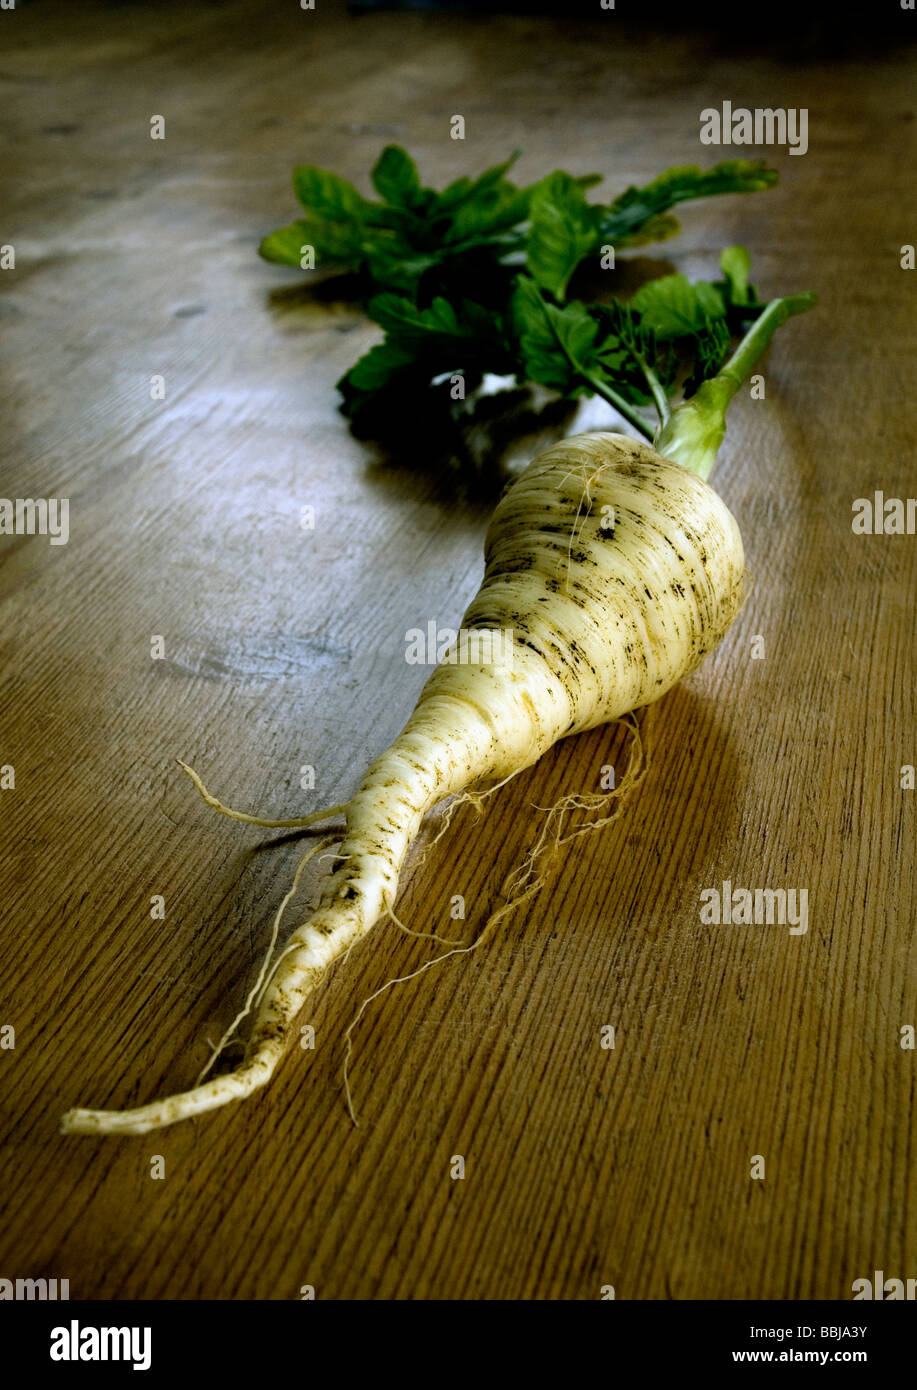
(195, 832, 342, 1085)
(341, 708, 652, 1126)
(177, 759, 349, 831)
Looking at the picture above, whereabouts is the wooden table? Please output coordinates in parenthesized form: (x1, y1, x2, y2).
(1, 0, 915, 1301)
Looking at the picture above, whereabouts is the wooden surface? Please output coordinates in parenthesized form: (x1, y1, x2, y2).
(1, 0, 915, 1301)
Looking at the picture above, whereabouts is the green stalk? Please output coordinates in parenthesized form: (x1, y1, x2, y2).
(579, 368, 655, 441)
(635, 351, 672, 428)
(654, 291, 817, 480)
(534, 287, 656, 442)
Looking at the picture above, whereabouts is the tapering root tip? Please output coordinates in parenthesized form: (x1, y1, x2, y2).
(59, 1055, 275, 1136)
(59, 781, 351, 1137)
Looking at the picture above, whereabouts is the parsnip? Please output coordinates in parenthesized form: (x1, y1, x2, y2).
(60, 289, 813, 1136)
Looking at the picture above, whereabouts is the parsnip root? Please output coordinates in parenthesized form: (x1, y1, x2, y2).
(61, 432, 743, 1136)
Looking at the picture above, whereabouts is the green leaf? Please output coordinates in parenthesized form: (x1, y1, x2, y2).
(337, 350, 438, 434)
(525, 172, 602, 300)
(719, 245, 752, 304)
(367, 292, 465, 341)
(683, 317, 732, 395)
(511, 276, 597, 392)
(445, 183, 531, 244)
(432, 155, 536, 249)
(363, 245, 442, 294)
(715, 244, 767, 320)
(343, 340, 416, 393)
(260, 214, 380, 267)
(370, 146, 426, 210)
(610, 211, 681, 248)
(630, 274, 725, 339)
(591, 299, 677, 401)
(278, 150, 545, 296)
(282, 164, 403, 270)
(436, 152, 522, 212)
(338, 291, 514, 427)
(366, 292, 509, 348)
(259, 221, 313, 267)
(600, 160, 778, 247)
(292, 164, 373, 224)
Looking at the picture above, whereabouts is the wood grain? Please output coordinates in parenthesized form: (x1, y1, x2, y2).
(0, 0, 915, 1300)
